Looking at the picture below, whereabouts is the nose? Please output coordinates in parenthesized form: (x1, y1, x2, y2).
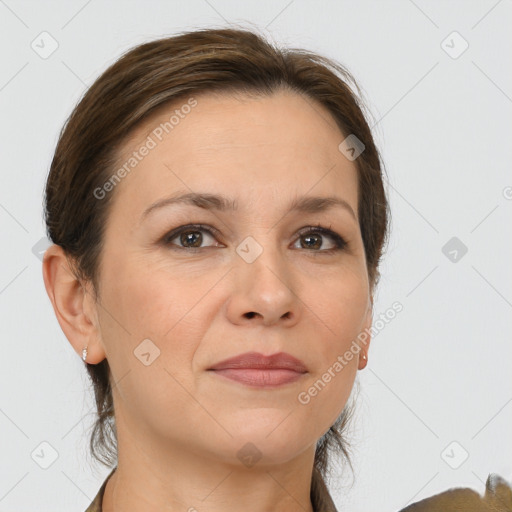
(225, 245, 300, 327)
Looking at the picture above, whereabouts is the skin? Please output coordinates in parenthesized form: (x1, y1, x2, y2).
(43, 89, 373, 512)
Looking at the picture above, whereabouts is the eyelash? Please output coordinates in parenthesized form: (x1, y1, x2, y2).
(162, 223, 347, 254)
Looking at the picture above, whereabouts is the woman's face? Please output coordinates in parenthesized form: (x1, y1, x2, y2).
(90, 90, 372, 467)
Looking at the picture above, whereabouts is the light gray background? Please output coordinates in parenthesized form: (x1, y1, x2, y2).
(0, 1, 511, 511)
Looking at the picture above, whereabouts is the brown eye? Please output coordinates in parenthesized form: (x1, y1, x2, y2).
(178, 230, 204, 248)
(300, 233, 323, 250)
(162, 223, 347, 254)
(294, 226, 347, 253)
(164, 224, 220, 250)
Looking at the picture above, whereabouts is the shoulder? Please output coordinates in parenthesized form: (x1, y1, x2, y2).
(84, 467, 116, 512)
(398, 473, 512, 512)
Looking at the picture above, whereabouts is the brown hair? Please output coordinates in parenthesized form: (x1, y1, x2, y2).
(43, 26, 389, 509)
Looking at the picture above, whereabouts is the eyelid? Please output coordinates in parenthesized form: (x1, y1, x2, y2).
(162, 223, 347, 251)
(162, 223, 221, 246)
(294, 224, 347, 251)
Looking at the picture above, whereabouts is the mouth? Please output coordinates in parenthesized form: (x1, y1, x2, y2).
(207, 351, 308, 388)
(208, 368, 306, 387)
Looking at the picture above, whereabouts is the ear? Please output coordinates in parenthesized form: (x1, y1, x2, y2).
(357, 294, 373, 370)
(42, 244, 106, 364)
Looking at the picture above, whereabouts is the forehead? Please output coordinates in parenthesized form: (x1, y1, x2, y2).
(123, 89, 344, 156)
(109, 89, 359, 219)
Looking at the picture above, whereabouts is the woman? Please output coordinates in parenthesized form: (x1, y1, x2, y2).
(41, 27, 511, 512)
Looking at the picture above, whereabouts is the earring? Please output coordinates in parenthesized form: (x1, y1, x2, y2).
(82, 347, 88, 362)
(362, 353, 367, 361)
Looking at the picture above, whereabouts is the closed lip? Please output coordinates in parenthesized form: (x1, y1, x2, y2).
(207, 351, 308, 373)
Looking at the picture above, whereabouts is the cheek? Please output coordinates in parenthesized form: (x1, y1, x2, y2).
(104, 257, 204, 334)
(287, 270, 366, 436)
(306, 267, 369, 350)
(98, 262, 206, 383)
(99, 266, 207, 432)
(292, 354, 358, 446)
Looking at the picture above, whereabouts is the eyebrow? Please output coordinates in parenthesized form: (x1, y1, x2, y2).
(140, 192, 357, 223)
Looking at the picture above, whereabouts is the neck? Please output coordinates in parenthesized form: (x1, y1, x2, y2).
(101, 424, 317, 512)
(102, 457, 317, 512)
